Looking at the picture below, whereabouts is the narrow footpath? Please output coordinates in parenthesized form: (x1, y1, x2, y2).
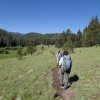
(52, 67, 74, 100)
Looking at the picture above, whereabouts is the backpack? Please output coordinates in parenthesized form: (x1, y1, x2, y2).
(62, 56, 71, 71)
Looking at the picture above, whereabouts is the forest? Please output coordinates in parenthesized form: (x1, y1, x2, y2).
(0, 16, 100, 48)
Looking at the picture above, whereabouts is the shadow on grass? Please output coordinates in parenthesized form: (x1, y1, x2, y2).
(65, 74, 79, 89)
(69, 74, 79, 84)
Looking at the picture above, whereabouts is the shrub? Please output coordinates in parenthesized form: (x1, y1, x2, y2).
(27, 45, 36, 56)
(3, 50, 9, 54)
(23, 49, 28, 56)
(16, 47, 23, 59)
(0, 48, 4, 54)
(41, 45, 44, 51)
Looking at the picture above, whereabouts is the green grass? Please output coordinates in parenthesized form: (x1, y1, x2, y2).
(70, 46, 100, 100)
(0, 45, 100, 100)
(0, 50, 17, 60)
(0, 45, 58, 100)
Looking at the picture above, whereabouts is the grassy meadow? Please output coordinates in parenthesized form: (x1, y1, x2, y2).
(0, 45, 100, 100)
(70, 46, 100, 100)
(0, 50, 17, 60)
(0, 46, 58, 100)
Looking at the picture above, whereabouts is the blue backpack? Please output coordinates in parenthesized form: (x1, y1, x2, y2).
(62, 56, 71, 71)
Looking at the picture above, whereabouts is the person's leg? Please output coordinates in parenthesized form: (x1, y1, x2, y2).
(60, 69, 64, 86)
(64, 72, 69, 89)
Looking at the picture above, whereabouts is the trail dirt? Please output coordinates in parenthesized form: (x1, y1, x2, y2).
(52, 67, 74, 100)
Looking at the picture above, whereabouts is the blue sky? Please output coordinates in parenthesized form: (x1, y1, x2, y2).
(0, 0, 100, 34)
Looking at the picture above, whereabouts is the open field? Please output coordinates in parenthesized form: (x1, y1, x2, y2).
(0, 50, 17, 60)
(70, 46, 100, 100)
(0, 46, 58, 100)
(0, 45, 100, 100)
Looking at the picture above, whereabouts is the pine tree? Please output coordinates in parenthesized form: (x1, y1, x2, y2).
(63, 35, 74, 53)
(95, 33, 100, 46)
(75, 29, 82, 47)
(82, 16, 100, 47)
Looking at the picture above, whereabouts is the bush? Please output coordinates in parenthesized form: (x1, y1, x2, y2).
(23, 52, 27, 56)
(0, 48, 4, 54)
(0, 48, 9, 54)
(41, 45, 44, 51)
(23, 48, 28, 56)
(16, 47, 23, 59)
(27, 45, 36, 55)
(3, 50, 9, 54)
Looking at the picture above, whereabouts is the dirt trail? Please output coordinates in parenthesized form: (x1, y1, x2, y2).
(52, 67, 74, 100)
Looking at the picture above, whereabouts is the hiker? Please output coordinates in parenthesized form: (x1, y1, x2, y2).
(56, 50, 61, 66)
(60, 51, 64, 58)
(59, 50, 72, 89)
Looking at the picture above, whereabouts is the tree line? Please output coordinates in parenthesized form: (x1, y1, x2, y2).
(0, 16, 100, 48)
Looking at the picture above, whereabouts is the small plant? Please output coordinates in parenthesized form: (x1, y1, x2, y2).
(4, 50, 9, 54)
(0, 48, 5, 54)
(41, 45, 44, 51)
(16, 47, 23, 59)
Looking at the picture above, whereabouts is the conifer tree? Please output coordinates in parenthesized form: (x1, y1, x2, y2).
(75, 29, 82, 47)
(63, 35, 74, 53)
(82, 16, 100, 47)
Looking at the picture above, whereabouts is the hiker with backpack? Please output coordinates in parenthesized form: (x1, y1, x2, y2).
(59, 50, 72, 90)
(56, 50, 62, 66)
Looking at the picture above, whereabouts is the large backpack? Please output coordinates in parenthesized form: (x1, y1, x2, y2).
(62, 56, 71, 71)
